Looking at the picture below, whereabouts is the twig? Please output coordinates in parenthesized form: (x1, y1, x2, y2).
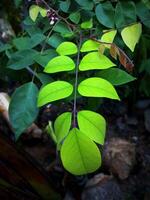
(73, 32, 82, 128)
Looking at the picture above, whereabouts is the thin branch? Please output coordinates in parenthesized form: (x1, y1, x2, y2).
(73, 32, 82, 128)
(90, 37, 134, 67)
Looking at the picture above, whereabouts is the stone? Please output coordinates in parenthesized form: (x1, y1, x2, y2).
(103, 138, 136, 179)
(82, 173, 124, 200)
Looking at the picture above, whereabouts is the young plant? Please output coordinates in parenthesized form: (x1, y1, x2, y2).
(6, 0, 145, 175)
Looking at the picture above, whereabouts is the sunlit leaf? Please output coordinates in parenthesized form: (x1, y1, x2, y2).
(77, 110, 106, 144)
(81, 19, 93, 29)
(39, 7, 47, 17)
(121, 23, 142, 52)
(44, 56, 75, 73)
(54, 112, 72, 144)
(101, 29, 117, 48)
(80, 40, 99, 52)
(29, 5, 40, 22)
(38, 81, 73, 107)
(78, 77, 120, 100)
(61, 128, 101, 175)
(79, 52, 116, 71)
(56, 42, 78, 55)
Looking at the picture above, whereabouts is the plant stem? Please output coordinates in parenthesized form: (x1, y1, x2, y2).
(73, 32, 82, 127)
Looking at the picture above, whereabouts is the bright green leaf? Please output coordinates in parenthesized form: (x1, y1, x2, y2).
(54, 112, 72, 144)
(80, 40, 99, 52)
(39, 7, 47, 17)
(101, 30, 117, 48)
(46, 121, 57, 143)
(79, 52, 116, 71)
(77, 110, 106, 144)
(44, 56, 75, 73)
(56, 42, 78, 55)
(121, 23, 142, 52)
(61, 128, 101, 175)
(97, 68, 136, 86)
(9, 82, 39, 140)
(78, 77, 120, 100)
(29, 5, 40, 22)
(81, 19, 93, 29)
(38, 81, 73, 107)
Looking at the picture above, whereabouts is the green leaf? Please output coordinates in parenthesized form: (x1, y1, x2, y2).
(80, 40, 99, 52)
(34, 50, 58, 67)
(13, 33, 46, 50)
(75, 0, 94, 10)
(37, 73, 53, 85)
(39, 7, 47, 17)
(95, 2, 115, 28)
(61, 128, 101, 175)
(69, 12, 81, 24)
(115, 1, 136, 28)
(77, 110, 106, 144)
(29, 5, 40, 22)
(136, 2, 150, 28)
(56, 42, 78, 55)
(79, 52, 116, 71)
(54, 112, 72, 144)
(97, 68, 136, 86)
(59, 0, 71, 12)
(81, 19, 93, 29)
(0, 43, 12, 52)
(53, 22, 73, 37)
(44, 56, 75, 73)
(29, 5, 47, 21)
(46, 121, 57, 143)
(47, 33, 64, 48)
(38, 81, 73, 107)
(78, 77, 120, 100)
(101, 30, 117, 48)
(7, 49, 38, 70)
(121, 23, 142, 52)
(9, 82, 39, 140)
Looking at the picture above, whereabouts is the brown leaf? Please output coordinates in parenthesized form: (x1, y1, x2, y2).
(110, 45, 119, 60)
(118, 51, 134, 72)
(98, 44, 106, 54)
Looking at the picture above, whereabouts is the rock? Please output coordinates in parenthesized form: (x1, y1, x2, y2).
(126, 116, 138, 126)
(82, 173, 124, 200)
(0, 18, 15, 42)
(144, 109, 150, 132)
(103, 138, 136, 179)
